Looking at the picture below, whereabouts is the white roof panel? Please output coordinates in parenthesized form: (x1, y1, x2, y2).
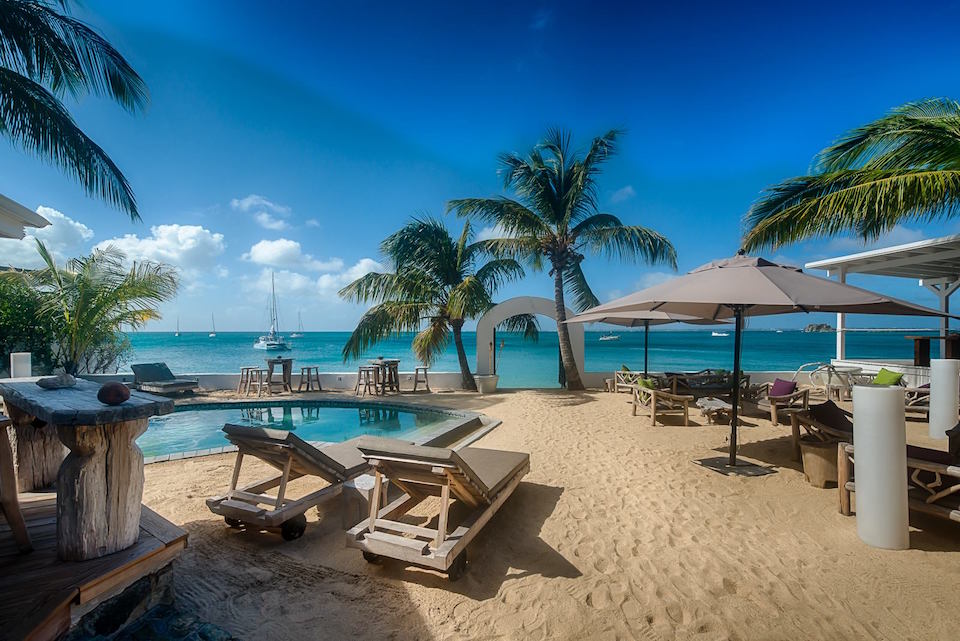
(805, 234, 960, 281)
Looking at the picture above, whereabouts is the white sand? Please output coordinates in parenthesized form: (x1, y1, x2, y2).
(144, 389, 960, 641)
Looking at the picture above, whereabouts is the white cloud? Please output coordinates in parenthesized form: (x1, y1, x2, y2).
(243, 238, 343, 272)
(254, 212, 289, 230)
(610, 185, 636, 204)
(305, 218, 320, 228)
(247, 258, 385, 302)
(0, 206, 93, 268)
(475, 224, 511, 242)
(96, 224, 226, 288)
(230, 194, 290, 215)
(636, 271, 674, 289)
(824, 225, 926, 254)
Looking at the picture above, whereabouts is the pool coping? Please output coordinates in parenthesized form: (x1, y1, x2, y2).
(143, 393, 501, 464)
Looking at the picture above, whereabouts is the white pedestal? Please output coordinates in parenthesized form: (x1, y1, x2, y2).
(10, 352, 31, 378)
(852, 385, 909, 550)
(929, 359, 959, 440)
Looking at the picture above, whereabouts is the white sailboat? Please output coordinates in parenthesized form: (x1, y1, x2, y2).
(290, 310, 304, 338)
(209, 313, 217, 338)
(598, 332, 620, 342)
(253, 272, 290, 351)
(174, 316, 180, 337)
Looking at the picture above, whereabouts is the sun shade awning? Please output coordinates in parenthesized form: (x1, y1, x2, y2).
(0, 194, 48, 239)
(805, 234, 960, 282)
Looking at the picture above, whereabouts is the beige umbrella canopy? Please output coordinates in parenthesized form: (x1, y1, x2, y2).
(565, 310, 726, 376)
(578, 254, 950, 466)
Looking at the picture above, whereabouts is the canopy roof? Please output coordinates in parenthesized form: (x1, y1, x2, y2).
(0, 194, 47, 239)
(582, 255, 951, 320)
(805, 234, 960, 282)
(564, 310, 725, 327)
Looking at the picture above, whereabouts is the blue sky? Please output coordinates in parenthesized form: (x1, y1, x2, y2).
(2, 1, 960, 331)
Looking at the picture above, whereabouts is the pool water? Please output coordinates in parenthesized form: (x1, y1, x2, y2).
(140, 402, 447, 457)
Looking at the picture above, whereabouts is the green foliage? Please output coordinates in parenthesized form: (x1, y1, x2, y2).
(0, 0, 147, 219)
(3, 239, 178, 375)
(339, 217, 529, 390)
(743, 98, 960, 249)
(0, 275, 55, 376)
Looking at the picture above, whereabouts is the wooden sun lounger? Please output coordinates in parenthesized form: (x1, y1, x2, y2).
(206, 424, 371, 540)
(346, 436, 530, 580)
(131, 362, 199, 395)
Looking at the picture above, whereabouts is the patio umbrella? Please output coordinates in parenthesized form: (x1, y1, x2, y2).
(565, 310, 726, 376)
(579, 254, 951, 466)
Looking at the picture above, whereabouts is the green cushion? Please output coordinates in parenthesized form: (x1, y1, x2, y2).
(638, 378, 657, 389)
(621, 364, 631, 372)
(872, 368, 903, 386)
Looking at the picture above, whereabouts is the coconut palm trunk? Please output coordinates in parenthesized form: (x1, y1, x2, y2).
(451, 320, 477, 391)
(553, 267, 584, 390)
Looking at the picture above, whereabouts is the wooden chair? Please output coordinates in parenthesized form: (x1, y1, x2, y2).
(356, 366, 380, 397)
(630, 383, 695, 426)
(346, 436, 530, 580)
(237, 366, 257, 395)
(131, 362, 199, 395)
(412, 366, 430, 392)
(614, 370, 646, 393)
(206, 424, 372, 540)
(753, 381, 810, 426)
(0, 414, 31, 553)
(789, 401, 852, 461)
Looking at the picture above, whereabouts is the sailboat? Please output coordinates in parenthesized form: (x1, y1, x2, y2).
(253, 272, 290, 351)
(174, 316, 180, 337)
(209, 313, 217, 338)
(290, 311, 304, 338)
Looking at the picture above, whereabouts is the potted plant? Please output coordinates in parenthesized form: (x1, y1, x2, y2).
(475, 340, 502, 394)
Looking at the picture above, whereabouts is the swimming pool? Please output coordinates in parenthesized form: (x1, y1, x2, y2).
(140, 399, 482, 458)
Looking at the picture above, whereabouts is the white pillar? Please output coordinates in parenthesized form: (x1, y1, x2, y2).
(852, 384, 909, 550)
(836, 269, 846, 360)
(929, 359, 960, 439)
(923, 279, 960, 358)
(10, 352, 31, 378)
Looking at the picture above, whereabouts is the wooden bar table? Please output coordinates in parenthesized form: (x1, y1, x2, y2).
(0, 378, 173, 561)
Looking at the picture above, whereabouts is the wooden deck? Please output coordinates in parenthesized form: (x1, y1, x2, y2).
(0, 491, 186, 641)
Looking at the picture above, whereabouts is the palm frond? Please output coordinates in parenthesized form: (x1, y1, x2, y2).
(563, 262, 600, 312)
(0, 67, 138, 218)
(742, 168, 960, 250)
(411, 317, 450, 366)
(497, 313, 540, 342)
(447, 197, 550, 238)
(473, 258, 525, 292)
(447, 275, 492, 320)
(338, 270, 437, 306)
(340, 301, 428, 362)
(577, 219, 678, 268)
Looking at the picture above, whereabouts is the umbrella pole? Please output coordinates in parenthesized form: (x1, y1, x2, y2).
(644, 321, 649, 377)
(729, 306, 744, 466)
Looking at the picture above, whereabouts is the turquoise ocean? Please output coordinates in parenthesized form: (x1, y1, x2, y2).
(125, 330, 940, 388)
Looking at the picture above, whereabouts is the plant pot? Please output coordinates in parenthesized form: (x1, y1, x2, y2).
(475, 374, 499, 394)
(799, 436, 839, 488)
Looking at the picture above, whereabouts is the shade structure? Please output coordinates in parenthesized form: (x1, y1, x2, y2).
(0, 194, 48, 239)
(565, 310, 726, 376)
(580, 255, 951, 466)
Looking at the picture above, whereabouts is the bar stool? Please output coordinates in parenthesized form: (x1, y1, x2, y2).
(384, 361, 400, 394)
(412, 366, 430, 392)
(237, 366, 257, 395)
(250, 368, 271, 397)
(298, 366, 322, 392)
(356, 366, 379, 397)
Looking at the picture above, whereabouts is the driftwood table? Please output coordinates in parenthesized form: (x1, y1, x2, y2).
(0, 378, 173, 561)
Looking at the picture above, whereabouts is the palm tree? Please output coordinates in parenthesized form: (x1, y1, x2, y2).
(339, 217, 535, 391)
(743, 98, 960, 250)
(447, 128, 677, 390)
(7, 239, 178, 374)
(0, 0, 148, 219)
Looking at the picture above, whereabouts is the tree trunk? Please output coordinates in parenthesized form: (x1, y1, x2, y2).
(553, 267, 585, 390)
(452, 321, 477, 391)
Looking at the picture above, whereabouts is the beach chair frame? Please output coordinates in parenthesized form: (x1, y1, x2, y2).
(346, 449, 530, 580)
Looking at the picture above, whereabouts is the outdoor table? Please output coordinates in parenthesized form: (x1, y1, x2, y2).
(696, 397, 732, 424)
(369, 358, 400, 394)
(0, 377, 173, 560)
(265, 357, 294, 393)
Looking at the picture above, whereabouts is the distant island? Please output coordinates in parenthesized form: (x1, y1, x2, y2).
(803, 323, 833, 333)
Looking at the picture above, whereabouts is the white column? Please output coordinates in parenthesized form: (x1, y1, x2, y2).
(923, 279, 960, 358)
(836, 269, 846, 360)
(852, 384, 909, 550)
(929, 359, 960, 439)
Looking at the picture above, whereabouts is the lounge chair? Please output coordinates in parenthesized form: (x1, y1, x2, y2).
(346, 436, 530, 580)
(131, 362, 199, 395)
(838, 424, 960, 523)
(753, 378, 810, 426)
(206, 424, 372, 540)
(668, 369, 750, 398)
(630, 382, 694, 426)
(788, 400, 852, 461)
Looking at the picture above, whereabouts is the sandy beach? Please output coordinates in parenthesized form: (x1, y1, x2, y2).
(143, 389, 960, 641)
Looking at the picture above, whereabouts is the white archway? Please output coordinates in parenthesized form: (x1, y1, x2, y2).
(475, 296, 585, 378)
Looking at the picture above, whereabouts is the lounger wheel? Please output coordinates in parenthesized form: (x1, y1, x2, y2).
(224, 517, 243, 528)
(447, 550, 468, 581)
(280, 514, 307, 541)
(362, 551, 382, 564)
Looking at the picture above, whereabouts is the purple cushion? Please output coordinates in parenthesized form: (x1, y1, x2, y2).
(769, 378, 797, 397)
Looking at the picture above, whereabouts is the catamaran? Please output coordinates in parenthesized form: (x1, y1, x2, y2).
(253, 272, 290, 351)
(209, 313, 217, 338)
(290, 310, 304, 338)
